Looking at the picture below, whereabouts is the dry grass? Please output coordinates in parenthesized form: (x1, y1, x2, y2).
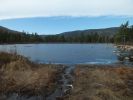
(0, 52, 63, 96)
(0, 52, 21, 66)
(69, 65, 133, 100)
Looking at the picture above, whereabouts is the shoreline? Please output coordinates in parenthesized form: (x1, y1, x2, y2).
(1, 52, 133, 100)
(0, 43, 113, 45)
(115, 44, 133, 51)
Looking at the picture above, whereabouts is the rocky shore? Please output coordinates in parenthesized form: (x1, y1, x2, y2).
(115, 45, 133, 51)
(114, 45, 133, 62)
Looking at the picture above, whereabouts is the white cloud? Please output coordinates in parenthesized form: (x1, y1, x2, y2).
(0, 0, 133, 20)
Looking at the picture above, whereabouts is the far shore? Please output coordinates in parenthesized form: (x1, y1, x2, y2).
(0, 42, 114, 45)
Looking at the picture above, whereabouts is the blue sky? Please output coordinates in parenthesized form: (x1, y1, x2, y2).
(0, 0, 133, 34)
(0, 17, 133, 35)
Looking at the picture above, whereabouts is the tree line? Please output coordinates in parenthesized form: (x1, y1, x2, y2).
(0, 30, 114, 43)
(0, 30, 43, 43)
(1, 22, 133, 44)
(114, 21, 133, 44)
(43, 34, 114, 43)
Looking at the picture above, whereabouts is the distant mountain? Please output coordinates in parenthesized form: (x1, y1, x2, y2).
(0, 25, 120, 43)
(59, 27, 119, 37)
(40, 27, 120, 43)
(0, 25, 119, 37)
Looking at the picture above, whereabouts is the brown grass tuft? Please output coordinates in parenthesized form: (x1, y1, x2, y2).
(0, 52, 62, 97)
(69, 65, 133, 100)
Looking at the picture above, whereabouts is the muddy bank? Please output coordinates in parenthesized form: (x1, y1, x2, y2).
(0, 52, 65, 100)
(68, 64, 133, 100)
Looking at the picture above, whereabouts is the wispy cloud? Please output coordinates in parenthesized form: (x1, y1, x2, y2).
(0, 0, 133, 20)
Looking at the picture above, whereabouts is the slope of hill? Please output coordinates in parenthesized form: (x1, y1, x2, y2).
(39, 27, 120, 43)
(0, 26, 119, 43)
(0, 26, 23, 34)
(59, 27, 119, 37)
(0, 26, 43, 43)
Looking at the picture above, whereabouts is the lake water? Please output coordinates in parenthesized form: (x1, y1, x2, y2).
(0, 43, 118, 64)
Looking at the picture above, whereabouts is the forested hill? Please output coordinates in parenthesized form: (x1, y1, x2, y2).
(42, 27, 119, 43)
(0, 26, 43, 43)
(0, 26, 22, 34)
(59, 27, 119, 37)
(0, 25, 120, 43)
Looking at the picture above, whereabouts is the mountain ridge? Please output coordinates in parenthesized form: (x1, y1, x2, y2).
(0, 26, 119, 36)
(0, 26, 24, 34)
(59, 27, 119, 37)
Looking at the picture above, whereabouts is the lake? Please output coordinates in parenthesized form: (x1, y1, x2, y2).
(0, 43, 118, 64)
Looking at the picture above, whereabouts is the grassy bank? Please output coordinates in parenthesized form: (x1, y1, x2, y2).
(69, 64, 133, 100)
(0, 52, 64, 98)
(1, 52, 133, 100)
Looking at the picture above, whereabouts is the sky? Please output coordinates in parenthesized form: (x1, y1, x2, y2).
(0, 0, 133, 34)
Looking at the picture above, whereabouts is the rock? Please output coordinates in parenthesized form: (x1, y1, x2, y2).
(65, 85, 73, 90)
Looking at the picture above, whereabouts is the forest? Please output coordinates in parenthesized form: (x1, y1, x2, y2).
(0, 28, 114, 43)
(114, 21, 133, 44)
(0, 22, 133, 44)
(0, 29, 43, 43)
(43, 34, 114, 43)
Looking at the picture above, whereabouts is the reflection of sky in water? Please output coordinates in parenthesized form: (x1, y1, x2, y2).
(0, 44, 117, 64)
